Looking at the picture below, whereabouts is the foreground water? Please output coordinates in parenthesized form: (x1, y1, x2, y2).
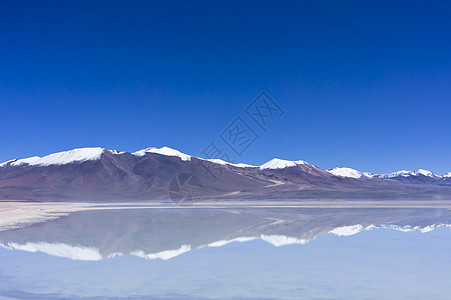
(0, 205, 450, 299)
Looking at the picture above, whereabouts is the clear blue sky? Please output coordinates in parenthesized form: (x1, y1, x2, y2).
(0, 0, 450, 174)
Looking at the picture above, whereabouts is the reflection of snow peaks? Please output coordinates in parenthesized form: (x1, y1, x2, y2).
(0, 242, 103, 261)
(329, 224, 366, 236)
(0, 235, 313, 261)
(209, 235, 310, 248)
(260, 235, 309, 247)
(329, 224, 451, 236)
(379, 224, 451, 233)
(131, 245, 191, 261)
(208, 237, 256, 247)
(0, 242, 192, 261)
(2, 224, 451, 261)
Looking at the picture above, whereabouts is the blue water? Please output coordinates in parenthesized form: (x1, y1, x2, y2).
(0, 207, 450, 299)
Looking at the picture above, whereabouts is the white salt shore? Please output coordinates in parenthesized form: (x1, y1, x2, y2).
(0, 201, 97, 231)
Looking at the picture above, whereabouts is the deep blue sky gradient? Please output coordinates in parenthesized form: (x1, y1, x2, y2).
(0, 0, 450, 174)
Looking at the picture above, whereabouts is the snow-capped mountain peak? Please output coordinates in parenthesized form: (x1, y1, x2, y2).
(416, 169, 437, 177)
(204, 158, 256, 168)
(379, 170, 412, 178)
(379, 169, 438, 178)
(0, 147, 107, 167)
(327, 167, 377, 178)
(362, 172, 377, 178)
(259, 158, 307, 170)
(133, 146, 191, 161)
(1, 146, 449, 181)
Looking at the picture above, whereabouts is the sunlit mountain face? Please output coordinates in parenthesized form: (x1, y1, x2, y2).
(1, 207, 450, 261)
(1, 147, 451, 201)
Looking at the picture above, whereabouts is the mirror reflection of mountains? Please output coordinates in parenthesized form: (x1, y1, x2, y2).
(1, 207, 450, 261)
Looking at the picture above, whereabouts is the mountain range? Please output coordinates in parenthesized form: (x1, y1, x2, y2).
(0, 146, 450, 201)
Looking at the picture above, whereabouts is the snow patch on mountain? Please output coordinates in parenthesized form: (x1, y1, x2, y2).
(204, 158, 256, 168)
(416, 169, 437, 177)
(259, 158, 307, 170)
(328, 167, 368, 179)
(443, 172, 451, 178)
(363, 172, 377, 178)
(0, 159, 17, 167)
(0, 148, 107, 167)
(133, 146, 191, 161)
(379, 169, 438, 178)
(379, 170, 413, 178)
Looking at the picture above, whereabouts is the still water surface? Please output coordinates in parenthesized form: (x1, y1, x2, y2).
(0, 206, 450, 299)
